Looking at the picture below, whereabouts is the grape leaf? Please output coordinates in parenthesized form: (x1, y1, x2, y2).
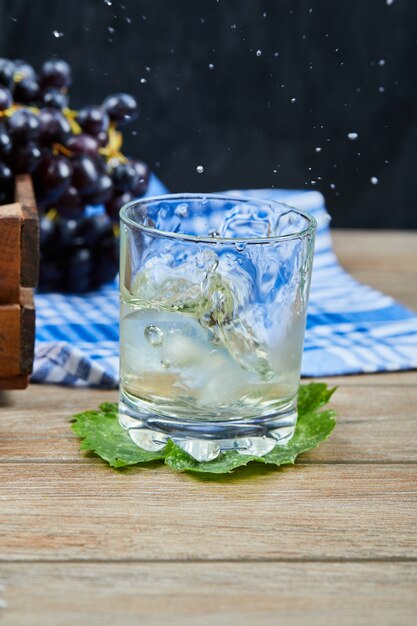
(71, 406, 164, 467)
(71, 383, 336, 473)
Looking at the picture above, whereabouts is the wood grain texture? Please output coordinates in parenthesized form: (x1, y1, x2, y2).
(19, 288, 35, 375)
(0, 203, 21, 304)
(0, 304, 20, 377)
(333, 230, 417, 270)
(1, 562, 416, 626)
(0, 463, 416, 561)
(332, 230, 417, 311)
(14, 175, 39, 289)
(0, 375, 28, 390)
(0, 289, 35, 385)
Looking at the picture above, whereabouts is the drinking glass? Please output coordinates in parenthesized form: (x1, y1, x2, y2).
(119, 194, 316, 461)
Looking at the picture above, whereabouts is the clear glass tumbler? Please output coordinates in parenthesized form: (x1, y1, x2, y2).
(119, 194, 316, 461)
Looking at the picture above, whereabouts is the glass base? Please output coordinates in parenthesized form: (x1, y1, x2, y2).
(119, 389, 297, 462)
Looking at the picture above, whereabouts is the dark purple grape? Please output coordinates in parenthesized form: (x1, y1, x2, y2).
(39, 216, 56, 248)
(38, 108, 71, 145)
(55, 186, 85, 218)
(65, 133, 99, 158)
(105, 190, 133, 220)
(66, 248, 92, 293)
(0, 161, 13, 193)
(71, 155, 100, 196)
(13, 60, 36, 81)
(7, 108, 40, 143)
(0, 59, 15, 88)
(111, 162, 137, 192)
(0, 87, 12, 111)
(0, 160, 14, 204)
(84, 174, 113, 205)
(40, 59, 71, 89)
(54, 217, 80, 249)
(13, 78, 40, 104)
(76, 213, 114, 247)
(0, 125, 12, 159)
(76, 106, 109, 136)
(91, 236, 119, 287)
(41, 88, 69, 109)
(102, 93, 139, 124)
(36, 154, 72, 203)
(130, 160, 150, 196)
(38, 256, 62, 292)
(96, 130, 108, 148)
(9, 142, 42, 173)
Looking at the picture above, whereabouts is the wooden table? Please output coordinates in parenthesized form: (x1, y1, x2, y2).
(0, 230, 416, 625)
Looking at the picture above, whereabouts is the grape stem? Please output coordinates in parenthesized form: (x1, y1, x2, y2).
(52, 142, 73, 158)
(99, 123, 128, 163)
(0, 100, 129, 165)
(13, 71, 25, 83)
(62, 107, 83, 135)
(0, 104, 19, 118)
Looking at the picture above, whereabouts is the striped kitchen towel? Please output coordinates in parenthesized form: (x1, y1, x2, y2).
(33, 187, 417, 386)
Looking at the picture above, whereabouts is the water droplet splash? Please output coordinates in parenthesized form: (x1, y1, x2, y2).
(52, 30, 64, 38)
(208, 63, 214, 70)
(144, 325, 164, 347)
(378, 59, 386, 66)
(256, 50, 262, 57)
(140, 77, 147, 84)
(290, 97, 296, 103)
(370, 176, 379, 185)
(104, 0, 112, 5)
(315, 147, 322, 153)
(196, 165, 204, 173)
(348, 132, 358, 140)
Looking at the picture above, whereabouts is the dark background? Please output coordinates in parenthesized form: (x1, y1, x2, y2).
(1, 0, 416, 227)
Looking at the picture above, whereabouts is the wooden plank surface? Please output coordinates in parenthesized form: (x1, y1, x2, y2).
(19, 288, 35, 375)
(0, 230, 416, 624)
(0, 203, 22, 304)
(0, 288, 35, 386)
(0, 462, 416, 561)
(0, 304, 20, 377)
(1, 562, 416, 626)
(15, 174, 39, 289)
(332, 230, 417, 311)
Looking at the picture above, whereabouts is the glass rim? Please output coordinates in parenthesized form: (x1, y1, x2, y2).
(119, 193, 317, 245)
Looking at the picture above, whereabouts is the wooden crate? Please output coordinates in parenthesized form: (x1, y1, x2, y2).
(0, 175, 39, 389)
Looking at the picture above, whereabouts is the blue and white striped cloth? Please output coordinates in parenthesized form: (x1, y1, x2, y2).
(33, 186, 417, 387)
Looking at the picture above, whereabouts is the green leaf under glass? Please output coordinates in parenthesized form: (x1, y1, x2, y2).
(71, 383, 336, 474)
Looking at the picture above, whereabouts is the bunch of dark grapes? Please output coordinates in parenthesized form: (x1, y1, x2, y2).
(0, 57, 150, 293)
